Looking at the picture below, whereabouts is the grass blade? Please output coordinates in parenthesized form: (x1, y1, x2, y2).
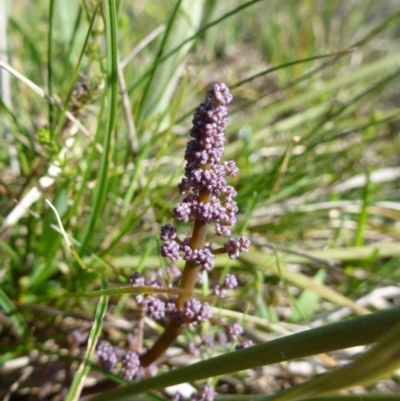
(91, 307, 400, 401)
(80, 0, 118, 248)
(65, 286, 109, 401)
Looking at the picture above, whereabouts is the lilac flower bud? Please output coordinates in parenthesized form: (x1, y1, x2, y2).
(194, 201, 215, 223)
(120, 350, 140, 381)
(146, 298, 165, 320)
(224, 199, 239, 216)
(160, 224, 177, 240)
(166, 296, 178, 312)
(223, 238, 240, 259)
(212, 283, 226, 298)
(224, 235, 250, 259)
(223, 273, 238, 289)
(222, 160, 239, 177)
(198, 303, 212, 322)
(212, 82, 233, 105)
(184, 298, 202, 320)
(173, 202, 192, 222)
(160, 241, 180, 261)
(96, 340, 117, 369)
(221, 185, 237, 200)
(227, 323, 243, 340)
(178, 177, 192, 194)
(238, 235, 251, 252)
(129, 272, 145, 287)
(215, 223, 231, 236)
(183, 298, 212, 323)
(182, 245, 198, 261)
(195, 247, 215, 271)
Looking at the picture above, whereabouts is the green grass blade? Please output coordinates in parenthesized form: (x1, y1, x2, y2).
(266, 321, 400, 400)
(47, 0, 55, 137)
(65, 286, 109, 401)
(91, 307, 400, 401)
(80, 0, 118, 248)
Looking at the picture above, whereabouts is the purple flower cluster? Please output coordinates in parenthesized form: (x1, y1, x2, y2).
(129, 272, 212, 326)
(96, 340, 118, 369)
(212, 273, 238, 298)
(160, 83, 250, 269)
(95, 84, 254, 390)
(95, 340, 157, 381)
(120, 350, 141, 381)
(129, 272, 167, 320)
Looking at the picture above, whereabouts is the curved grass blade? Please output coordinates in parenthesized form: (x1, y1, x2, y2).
(67, 285, 195, 298)
(91, 306, 400, 401)
(265, 321, 400, 400)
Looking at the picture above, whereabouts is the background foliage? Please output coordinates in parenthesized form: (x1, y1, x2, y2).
(1, 0, 400, 400)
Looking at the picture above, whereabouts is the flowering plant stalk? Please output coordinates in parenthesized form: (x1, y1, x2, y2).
(96, 83, 250, 387)
(139, 82, 250, 367)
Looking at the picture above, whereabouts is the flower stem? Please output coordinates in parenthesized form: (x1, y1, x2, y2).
(140, 189, 210, 367)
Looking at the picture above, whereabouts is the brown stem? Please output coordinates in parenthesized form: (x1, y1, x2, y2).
(139, 319, 182, 367)
(139, 189, 210, 367)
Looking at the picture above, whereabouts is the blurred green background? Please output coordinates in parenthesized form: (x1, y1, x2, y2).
(1, 0, 400, 399)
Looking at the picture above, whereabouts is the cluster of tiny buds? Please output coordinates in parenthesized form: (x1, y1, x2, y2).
(95, 340, 157, 381)
(129, 271, 212, 324)
(160, 82, 250, 271)
(95, 84, 253, 392)
(161, 228, 250, 270)
(212, 273, 238, 298)
(95, 327, 251, 383)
